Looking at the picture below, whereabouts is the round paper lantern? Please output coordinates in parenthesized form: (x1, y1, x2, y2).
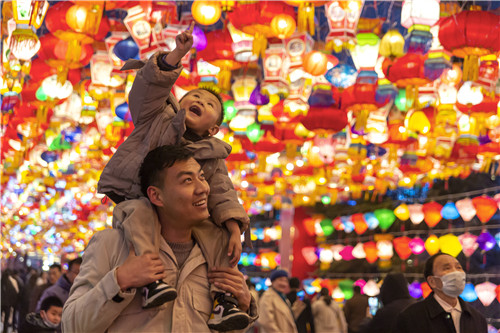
(408, 204, 424, 224)
(339, 245, 355, 261)
(455, 198, 477, 222)
(460, 283, 478, 302)
(363, 241, 378, 264)
(409, 237, 425, 255)
(424, 234, 440, 255)
(438, 234, 462, 258)
(377, 240, 394, 260)
(475, 282, 497, 307)
(472, 196, 498, 224)
(113, 37, 139, 61)
(393, 236, 412, 260)
(303, 51, 328, 76)
(423, 201, 443, 228)
(270, 14, 296, 39)
(363, 279, 380, 297)
(394, 203, 410, 221)
(441, 202, 460, 220)
(364, 212, 379, 230)
(374, 209, 396, 231)
(408, 281, 423, 299)
(421, 282, 432, 298)
(458, 233, 479, 257)
(477, 232, 496, 252)
(339, 279, 355, 300)
(191, 1, 222, 25)
(10, 28, 41, 61)
(352, 242, 366, 259)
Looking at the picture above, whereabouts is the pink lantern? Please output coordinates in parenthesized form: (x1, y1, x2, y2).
(408, 203, 425, 224)
(458, 233, 478, 257)
(455, 198, 477, 222)
(340, 245, 355, 261)
(302, 246, 318, 265)
(409, 237, 426, 255)
(354, 279, 367, 293)
(475, 281, 497, 307)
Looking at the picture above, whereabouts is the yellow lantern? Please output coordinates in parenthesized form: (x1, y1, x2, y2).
(191, 1, 222, 26)
(424, 234, 440, 255)
(303, 51, 328, 76)
(66, 2, 103, 35)
(394, 203, 410, 221)
(379, 29, 405, 58)
(405, 110, 431, 134)
(270, 14, 296, 39)
(438, 233, 462, 257)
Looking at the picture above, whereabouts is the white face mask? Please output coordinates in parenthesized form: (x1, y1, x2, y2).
(434, 271, 466, 298)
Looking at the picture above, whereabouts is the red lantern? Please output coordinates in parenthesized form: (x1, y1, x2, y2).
(352, 213, 368, 235)
(44, 1, 73, 34)
(472, 196, 498, 224)
(342, 83, 385, 132)
(421, 282, 432, 298)
(300, 106, 347, 135)
(439, 9, 500, 81)
(422, 201, 443, 228)
(393, 236, 412, 260)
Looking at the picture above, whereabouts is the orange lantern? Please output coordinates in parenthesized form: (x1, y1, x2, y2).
(363, 241, 378, 264)
(352, 213, 368, 235)
(191, 1, 222, 25)
(424, 234, 440, 255)
(421, 282, 432, 298)
(472, 196, 498, 224)
(303, 217, 319, 236)
(303, 51, 328, 76)
(422, 201, 443, 228)
(270, 14, 296, 39)
(66, 2, 104, 36)
(393, 236, 412, 260)
(440, 64, 462, 86)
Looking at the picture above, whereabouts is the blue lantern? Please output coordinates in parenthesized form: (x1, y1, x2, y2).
(325, 64, 357, 88)
(115, 102, 131, 121)
(364, 212, 379, 230)
(441, 202, 460, 220)
(460, 283, 478, 302)
(114, 37, 140, 61)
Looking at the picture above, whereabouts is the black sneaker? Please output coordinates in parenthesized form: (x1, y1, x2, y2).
(207, 293, 250, 331)
(142, 280, 177, 309)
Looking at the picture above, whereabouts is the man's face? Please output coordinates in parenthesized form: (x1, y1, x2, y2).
(154, 158, 210, 226)
(41, 306, 62, 325)
(66, 264, 81, 284)
(48, 267, 61, 285)
(181, 89, 221, 137)
(272, 276, 290, 294)
(427, 254, 464, 290)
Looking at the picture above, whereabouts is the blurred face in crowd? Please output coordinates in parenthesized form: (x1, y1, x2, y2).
(48, 267, 61, 285)
(41, 305, 63, 325)
(66, 264, 81, 284)
(272, 276, 290, 294)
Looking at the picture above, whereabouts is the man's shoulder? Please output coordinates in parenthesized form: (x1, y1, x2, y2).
(399, 298, 428, 317)
(87, 228, 126, 250)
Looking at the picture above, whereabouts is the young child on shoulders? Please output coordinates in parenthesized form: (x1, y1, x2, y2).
(97, 22, 251, 331)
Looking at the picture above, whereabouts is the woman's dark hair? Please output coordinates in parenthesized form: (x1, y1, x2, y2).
(320, 287, 332, 306)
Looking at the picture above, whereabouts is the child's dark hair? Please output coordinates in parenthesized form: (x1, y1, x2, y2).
(139, 144, 195, 197)
(180, 87, 225, 125)
(40, 296, 63, 311)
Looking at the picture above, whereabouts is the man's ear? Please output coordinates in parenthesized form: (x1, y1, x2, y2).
(147, 186, 164, 207)
(207, 124, 219, 137)
(427, 275, 437, 290)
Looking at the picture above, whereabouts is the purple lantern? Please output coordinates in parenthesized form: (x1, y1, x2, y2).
(477, 231, 496, 251)
(114, 37, 139, 61)
(249, 84, 270, 105)
(408, 281, 423, 299)
(192, 25, 207, 52)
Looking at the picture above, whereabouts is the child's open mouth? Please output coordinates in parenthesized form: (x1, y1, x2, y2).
(189, 105, 202, 116)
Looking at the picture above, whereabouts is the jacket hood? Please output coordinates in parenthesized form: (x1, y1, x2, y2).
(380, 272, 411, 306)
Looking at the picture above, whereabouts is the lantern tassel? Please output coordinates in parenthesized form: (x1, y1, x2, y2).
(405, 85, 418, 110)
(354, 109, 369, 132)
(297, 2, 315, 36)
(252, 33, 267, 59)
(66, 40, 83, 65)
(463, 55, 479, 81)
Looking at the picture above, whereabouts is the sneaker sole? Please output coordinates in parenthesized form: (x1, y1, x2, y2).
(207, 313, 250, 331)
(143, 289, 178, 309)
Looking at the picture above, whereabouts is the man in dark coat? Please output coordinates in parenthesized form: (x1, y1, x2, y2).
(364, 273, 415, 333)
(395, 253, 487, 333)
(286, 277, 315, 333)
(343, 285, 369, 333)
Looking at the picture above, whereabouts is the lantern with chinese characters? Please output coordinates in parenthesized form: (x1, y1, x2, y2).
(439, 9, 500, 81)
(472, 196, 497, 224)
(422, 201, 443, 228)
(456, 198, 476, 222)
(325, 0, 364, 52)
(424, 234, 440, 255)
(475, 282, 497, 307)
(191, 1, 222, 25)
(11, 0, 49, 28)
(458, 233, 478, 258)
(438, 234, 462, 257)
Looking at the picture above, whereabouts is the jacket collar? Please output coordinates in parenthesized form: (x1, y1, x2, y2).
(57, 274, 72, 292)
(426, 292, 471, 319)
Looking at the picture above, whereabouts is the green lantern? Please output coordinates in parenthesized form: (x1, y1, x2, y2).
(320, 218, 334, 236)
(36, 86, 47, 101)
(374, 208, 396, 231)
(394, 89, 407, 111)
(321, 195, 331, 205)
(338, 279, 355, 300)
(246, 122, 264, 143)
(223, 100, 237, 122)
(49, 134, 72, 151)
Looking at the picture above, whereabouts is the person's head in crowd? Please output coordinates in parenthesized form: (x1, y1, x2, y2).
(319, 287, 332, 305)
(270, 269, 290, 294)
(289, 277, 301, 291)
(139, 144, 210, 229)
(424, 253, 465, 300)
(380, 272, 411, 306)
(40, 296, 63, 328)
(353, 285, 362, 295)
(65, 258, 82, 284)
(179, 87, 224, 137)
(48, 264, 62, 285)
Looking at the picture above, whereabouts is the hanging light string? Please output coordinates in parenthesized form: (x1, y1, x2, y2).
(314, 272, 500, 280)
(419, 185, 500, 203)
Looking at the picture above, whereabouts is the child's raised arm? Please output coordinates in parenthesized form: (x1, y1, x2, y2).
(164, 21, 194, 66)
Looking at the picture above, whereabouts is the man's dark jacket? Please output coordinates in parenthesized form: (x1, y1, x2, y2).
(394, 292, 487, 333)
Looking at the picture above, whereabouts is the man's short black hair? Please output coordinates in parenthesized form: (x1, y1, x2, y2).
(49, 264, 61, 271)
(424, 252, 453, 281)
(179, 87, 225, 125)
(40, 296, 63, 311)
(353, 285, 361, 293)
(68, 258, 82, 271)
(139, 144, 195, 197)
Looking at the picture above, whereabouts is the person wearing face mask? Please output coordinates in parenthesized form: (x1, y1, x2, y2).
(394, 253, 487, 333)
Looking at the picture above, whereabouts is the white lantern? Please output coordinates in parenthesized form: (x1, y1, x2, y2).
(408, 203, 425, 224)
(352, 242, 366, 259)
(10, 28, 40, 61)
(363, 279, 380, 297)
(457, 81, 483, 105)
(475, 281, 497, 307)
(455, 198, 476, 222)
(401, 0, 440, 28)
(41, 75, 73, 100)
(351, 33, 380, 72)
